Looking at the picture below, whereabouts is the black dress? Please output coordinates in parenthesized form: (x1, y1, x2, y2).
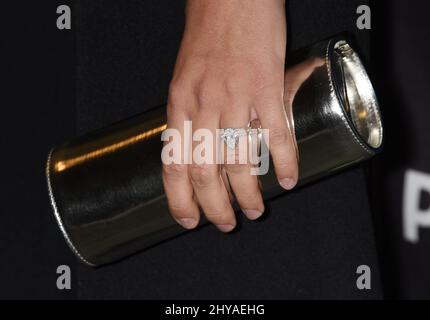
(75, 0, 383, 299)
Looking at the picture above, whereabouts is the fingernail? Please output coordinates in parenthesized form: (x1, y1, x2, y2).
(177, 218, 197, 229)
(279, 178, 297, 190)
(217, 224, 235, 233)
(242, 209, 263, 220)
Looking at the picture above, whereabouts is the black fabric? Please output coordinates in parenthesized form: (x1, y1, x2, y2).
(370, 1, 430, 298)
(1, 0, 77, 299)
(75, 0, 382, 299)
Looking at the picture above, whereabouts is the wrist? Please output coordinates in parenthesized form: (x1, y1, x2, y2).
(183, 0, 286, 58)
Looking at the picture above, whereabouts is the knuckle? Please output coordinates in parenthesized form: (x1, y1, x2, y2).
(224, 139, 248, 161)
(168, 79, 192, 107)
(166, 103, 176, 119)
(196, 80, 218, 105)
(163, 163, 187, 178)
(252, 71, 280, 93)
(253, 73, 272, 89)
(223, 76, 245, 97)
(169, 201, 190, 216)
(189, 163, 214, 187)
(224, 163, 248, 175)
(269, 127, 290, 146)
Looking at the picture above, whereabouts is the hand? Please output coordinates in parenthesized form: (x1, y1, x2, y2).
(162, 0, 298, 232)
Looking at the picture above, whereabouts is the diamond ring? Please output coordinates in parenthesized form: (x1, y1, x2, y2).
(220, 120, 262, 150)
(220, 128, 248, 150)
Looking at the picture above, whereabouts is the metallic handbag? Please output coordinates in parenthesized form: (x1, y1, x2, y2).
(46, 37, 383, 267)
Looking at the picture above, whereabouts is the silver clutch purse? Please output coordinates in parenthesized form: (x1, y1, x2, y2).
(47, 37, 383, 267)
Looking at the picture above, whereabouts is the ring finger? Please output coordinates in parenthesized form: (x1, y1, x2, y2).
(220, 107, 265, 220)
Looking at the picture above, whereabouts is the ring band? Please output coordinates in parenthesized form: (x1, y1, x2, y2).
(220, 119, 262, 150)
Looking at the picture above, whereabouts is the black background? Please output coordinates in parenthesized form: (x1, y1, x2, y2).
(1, 1, 76, 299)
(370, 1, 430, 298)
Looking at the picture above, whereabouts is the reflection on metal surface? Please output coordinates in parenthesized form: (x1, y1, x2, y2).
(55, 124, 167, 172)
(46, 37, 384, 266)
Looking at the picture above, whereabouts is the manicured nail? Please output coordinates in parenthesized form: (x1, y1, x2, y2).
(279, 178, 297, 190)
(177, 218, 197, 229)
(217, 224, 235, 233)
(242, 209, 263, 220)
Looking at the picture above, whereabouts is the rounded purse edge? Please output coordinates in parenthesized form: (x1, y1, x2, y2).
(326, 37, 384, 156)
(46, 149, 97, 267)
